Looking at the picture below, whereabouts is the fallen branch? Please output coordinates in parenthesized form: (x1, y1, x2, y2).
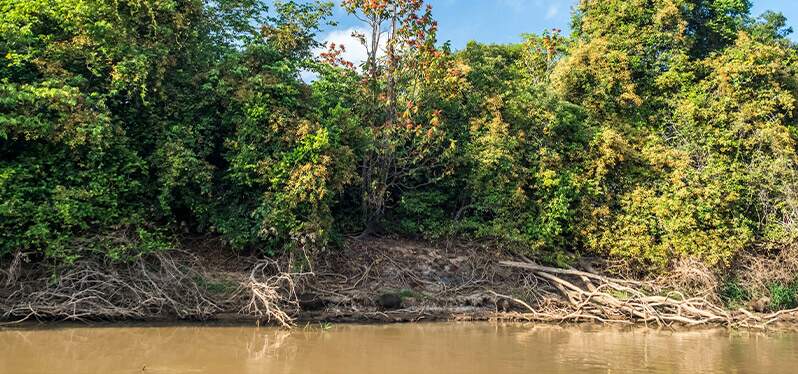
(500, 261, 642, 286)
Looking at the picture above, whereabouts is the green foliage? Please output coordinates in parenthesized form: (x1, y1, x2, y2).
(394, 191, 451, 237)
(769, 282, 798, 311)
(540, 251, 577, 269)
(551, 0, 798, 270)
(3, 0, 798, 280)
(428, 35, 590, 255)
(720, 278, 750, 309)
(197, 277, 238, 295)
(0, 0, 213, 261)
(0, 0, 346, 262)
(398, 289, 416, 299)
(209, 7, 356, 255)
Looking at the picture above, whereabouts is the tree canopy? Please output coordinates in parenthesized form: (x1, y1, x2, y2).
(2, 0, 797, 276)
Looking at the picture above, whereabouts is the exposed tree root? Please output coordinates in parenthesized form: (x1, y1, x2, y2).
(0, 253, 302, 327)
(498, 260, 798, 329)
(3, 238, 798, 330)
(0, 252, 220, 323)
(231, 259, 304, 328)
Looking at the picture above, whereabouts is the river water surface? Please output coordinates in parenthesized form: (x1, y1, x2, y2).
(2, 322, 798, 373)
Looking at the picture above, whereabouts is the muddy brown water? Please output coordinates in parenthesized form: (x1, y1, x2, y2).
(2, 322, 798, 374)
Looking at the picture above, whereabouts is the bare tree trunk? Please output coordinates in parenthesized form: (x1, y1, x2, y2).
(386, 4, 398, 124)
(368, 14, 381, 84)
(358, 8, 398, 236)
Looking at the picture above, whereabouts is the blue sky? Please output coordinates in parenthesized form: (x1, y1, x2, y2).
(319, 0, 797, 65)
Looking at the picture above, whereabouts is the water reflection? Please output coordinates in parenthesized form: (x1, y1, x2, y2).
(1, 323, 797, 374)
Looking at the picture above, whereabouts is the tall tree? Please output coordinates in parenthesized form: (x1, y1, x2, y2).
(342, 0, 462, 234)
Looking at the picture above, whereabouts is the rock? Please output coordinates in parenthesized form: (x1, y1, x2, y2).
(376, 293, 403, 310)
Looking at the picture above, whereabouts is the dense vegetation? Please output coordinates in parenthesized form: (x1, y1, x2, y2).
(2, 0, 797, 289)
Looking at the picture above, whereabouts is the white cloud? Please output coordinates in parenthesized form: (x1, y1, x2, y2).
(302, 27, 387, 82)
(319, 27, 369, 68)
(317, 27, 387, 68)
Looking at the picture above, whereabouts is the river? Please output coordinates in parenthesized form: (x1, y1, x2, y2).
(2, 322, 797, 373)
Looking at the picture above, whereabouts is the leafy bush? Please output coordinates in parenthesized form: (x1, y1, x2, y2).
(0, 0, 346, 262)
(769, 282, 798, 311)
(2, 0, 798, 278)
(720, 279, 750, 309)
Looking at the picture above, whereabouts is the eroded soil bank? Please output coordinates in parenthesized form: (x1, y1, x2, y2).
(2, 238, 797, 328)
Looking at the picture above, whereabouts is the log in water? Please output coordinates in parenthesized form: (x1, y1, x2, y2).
(2, 322, 797, 373)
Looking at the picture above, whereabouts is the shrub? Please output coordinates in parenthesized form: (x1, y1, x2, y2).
(769, 282, 798, 310)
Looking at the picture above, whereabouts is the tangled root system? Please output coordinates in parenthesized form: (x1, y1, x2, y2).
(1, 252, 301, 326)
(1, 252, 221, 322)
(497, 260, 798, 329)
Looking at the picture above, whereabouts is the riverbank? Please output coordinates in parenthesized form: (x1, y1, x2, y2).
(0, 238, 520, 325)
(2, 238, 797, 328)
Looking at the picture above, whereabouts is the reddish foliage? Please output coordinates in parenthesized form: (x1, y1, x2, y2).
(320, 42, 355, 69)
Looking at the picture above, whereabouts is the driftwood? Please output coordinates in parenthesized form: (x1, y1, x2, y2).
(498, 260, 798, 329)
